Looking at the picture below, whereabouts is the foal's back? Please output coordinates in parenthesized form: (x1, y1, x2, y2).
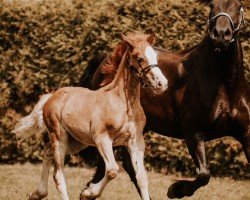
(43, 87, 129, 145)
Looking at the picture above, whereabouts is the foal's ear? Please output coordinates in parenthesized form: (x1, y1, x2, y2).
(147, 33, 156, 44)
(120, 33, 134, 50)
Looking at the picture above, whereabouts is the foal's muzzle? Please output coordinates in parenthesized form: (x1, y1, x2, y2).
(142, 65, 168, 94)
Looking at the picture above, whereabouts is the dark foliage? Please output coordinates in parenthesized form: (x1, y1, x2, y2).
(0, 0, 249, 178)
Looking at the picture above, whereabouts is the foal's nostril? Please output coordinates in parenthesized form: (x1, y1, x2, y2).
(225, 28, 231, 37)
(157, 81, 162, 87)
(213, 28, 219, 37)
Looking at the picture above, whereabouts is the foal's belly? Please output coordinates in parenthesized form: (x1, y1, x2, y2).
(61, 93, 131, 146)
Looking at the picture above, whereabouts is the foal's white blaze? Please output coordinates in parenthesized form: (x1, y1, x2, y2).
(145, 46, 158, 65)
(144, 45, 168, 92)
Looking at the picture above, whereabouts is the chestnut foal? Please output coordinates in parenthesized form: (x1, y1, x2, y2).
(13, 33, 168, 200)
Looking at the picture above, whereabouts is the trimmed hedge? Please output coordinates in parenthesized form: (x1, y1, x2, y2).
(0, 0, 249, 178)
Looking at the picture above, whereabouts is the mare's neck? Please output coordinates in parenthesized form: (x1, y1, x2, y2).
(197, 36, 244, 86)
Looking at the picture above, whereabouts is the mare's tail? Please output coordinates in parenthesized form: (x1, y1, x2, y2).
(12, 94, 52, 140)
(79, 53, 107, 88)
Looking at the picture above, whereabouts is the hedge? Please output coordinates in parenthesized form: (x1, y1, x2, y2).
(0, 0, 249, 178)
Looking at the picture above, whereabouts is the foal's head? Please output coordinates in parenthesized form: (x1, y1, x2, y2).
(122, 33, 168, 93)
(202, 0, 245, 49)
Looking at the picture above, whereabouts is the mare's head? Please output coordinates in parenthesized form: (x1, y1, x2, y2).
(201, 0, 245, 49)
(121, 33, 168, 94)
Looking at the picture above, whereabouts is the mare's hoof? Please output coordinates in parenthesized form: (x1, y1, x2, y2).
(80, 197, 95, 200)
(28, 191, 47, 200)
(167, 180, 194, 199)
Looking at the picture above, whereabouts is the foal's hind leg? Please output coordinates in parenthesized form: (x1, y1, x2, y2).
(80, 134, 119, 200)
(50, 130, 69, 200)
(29, 142, 53, 200)
(167, 133, 210, 199)
(120, 146, 142, 196)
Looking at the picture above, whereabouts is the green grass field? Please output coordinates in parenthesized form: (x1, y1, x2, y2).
(0, 164, 249, 200)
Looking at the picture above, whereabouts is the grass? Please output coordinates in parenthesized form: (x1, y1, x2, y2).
(0, 164, 249, 200)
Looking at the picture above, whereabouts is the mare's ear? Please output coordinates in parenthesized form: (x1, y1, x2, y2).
(147, 33, 156, 44)
(120, 33, 134, 50)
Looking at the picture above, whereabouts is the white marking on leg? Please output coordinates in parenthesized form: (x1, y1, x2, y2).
(54, 169, 69, 200)
(29, 143, 53, 200)
(36, 147, 53, 197)
(127, 134, 150, 200)
(52, 131, 69, 200)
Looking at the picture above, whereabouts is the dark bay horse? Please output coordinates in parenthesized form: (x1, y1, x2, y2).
(80, 0, 249, 199)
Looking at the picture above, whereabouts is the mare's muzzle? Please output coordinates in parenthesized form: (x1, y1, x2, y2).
(207, 8, 245, 49)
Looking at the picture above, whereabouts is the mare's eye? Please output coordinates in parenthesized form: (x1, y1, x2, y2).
(137, 57, 144, 64)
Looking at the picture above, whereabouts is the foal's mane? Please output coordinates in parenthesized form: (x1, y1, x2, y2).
(99, 41, 127, 87)
(100, 33, 151, 87)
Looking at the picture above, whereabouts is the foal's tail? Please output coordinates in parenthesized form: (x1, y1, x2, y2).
(13, 93, 52, 140)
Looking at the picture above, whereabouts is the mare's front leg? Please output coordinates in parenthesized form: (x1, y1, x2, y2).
(167, 133, 210, 199)
(238, 129, 250, 163)
(80, 133, 119, 200)
(127, 133, 150, 200)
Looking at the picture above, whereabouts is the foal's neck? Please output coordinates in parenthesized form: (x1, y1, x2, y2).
(104, 54, 141, 108)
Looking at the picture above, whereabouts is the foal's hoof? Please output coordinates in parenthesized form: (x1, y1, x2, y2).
(107, 169, 118, 179)
(80, 187, 96, 200)
(167, 180, 194, 199)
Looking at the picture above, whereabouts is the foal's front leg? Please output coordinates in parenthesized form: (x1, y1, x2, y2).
(127, 133, 150, 200)
(167, 133, 210, 199)
(80, 134, 119, 200)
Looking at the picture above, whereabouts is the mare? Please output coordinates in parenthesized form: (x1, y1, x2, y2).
(80, 0, 250, 199)
(13, 33, 168, 200)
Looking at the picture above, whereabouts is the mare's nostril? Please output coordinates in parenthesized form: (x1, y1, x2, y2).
(225, 28, 231, 37)
(213, 28, 219, 37)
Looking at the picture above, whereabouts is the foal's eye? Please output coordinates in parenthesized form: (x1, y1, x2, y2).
(209, 2, 214, 9)
(137, 57, 144, 64)
(238, 6, 243, 13)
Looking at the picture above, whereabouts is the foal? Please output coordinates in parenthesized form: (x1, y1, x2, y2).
(13, 33, 168, 200)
